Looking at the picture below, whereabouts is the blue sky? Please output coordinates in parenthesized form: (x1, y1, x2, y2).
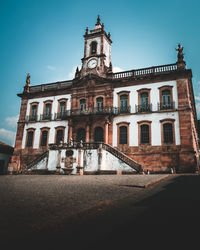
(0, 0, 200, 146)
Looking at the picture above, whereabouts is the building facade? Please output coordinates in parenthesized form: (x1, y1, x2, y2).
(9, 16, 199, 174)
(0, 142, 13, 174)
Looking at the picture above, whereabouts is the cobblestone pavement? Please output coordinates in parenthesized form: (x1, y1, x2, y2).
(0, 174, 169, 239)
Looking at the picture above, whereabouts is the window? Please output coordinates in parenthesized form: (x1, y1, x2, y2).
(45, 104, 51, 118)
(140, 125, 149, 144)
(29, 102, 38, 121)
(56, 130, 64, 145)
(94, 127, 104, 142)
(76, 128, 86, 142)
(96, 97, 103, 111)
(159, 86, 173, 110)
(160, 119, 175, 145)
(26, 131, 34, 147)
(60, 102, 66, 115)
(137, 88, 151, 113)
(40, 130, 48, 147)
(91, 41, 97, 54)
(163, 123, 173, 143)
(140, 92, 149, 105)
(80, 99, 86, 111)
(119, 126, 127, 144)
(31, 105, 37, 120)
(140, 93, 149, 112)
(120, 95, 128, 113)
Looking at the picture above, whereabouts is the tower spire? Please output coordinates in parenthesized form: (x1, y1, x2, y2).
(96, 15, 101, 25)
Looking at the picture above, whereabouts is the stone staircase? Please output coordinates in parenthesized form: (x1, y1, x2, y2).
(21, 151, 49, 174)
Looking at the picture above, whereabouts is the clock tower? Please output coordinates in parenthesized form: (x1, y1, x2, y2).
(80, 16, 112, 78)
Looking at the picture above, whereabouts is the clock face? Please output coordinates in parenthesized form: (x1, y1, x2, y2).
(87, 58, 97, 69)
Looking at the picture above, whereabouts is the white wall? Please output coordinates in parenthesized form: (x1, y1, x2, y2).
(22, 121, 68, 149)
(113, 112, 180, 146)
(22, 94, 71, 149)
(101, 150, 136, 172)
(113, 80, 178, 113)
(26, 94, 71, 116)
(103, 37, 111, 67)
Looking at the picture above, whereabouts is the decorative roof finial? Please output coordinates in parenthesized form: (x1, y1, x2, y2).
(85, 27, 88, 35)
(96, 15, 101, 25)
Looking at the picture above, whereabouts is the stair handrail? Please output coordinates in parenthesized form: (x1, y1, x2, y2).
(101, 143, 142, 173)
(25, 150, 49, 170)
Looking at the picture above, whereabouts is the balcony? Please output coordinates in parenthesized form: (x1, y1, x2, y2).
(25, 115, 38, 122)
(70, 106, 117, 116)
(117, 106, 131, 114)
(135, 104, 152, 113)
(40, 114, 53, 121)
(158, 102, 175, 111)
(55, 111, 70, 120)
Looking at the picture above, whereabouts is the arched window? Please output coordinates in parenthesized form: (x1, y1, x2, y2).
(140, 124, 150, 144)
(96, 97, 103, 111)
(163, 123, 173, 143)
(77, 128, 86, 142)
(80, 99, 86, 111)
(119, 126, 127, 144)
(91, 41, 97, 55)
(94, 127, 104, 142)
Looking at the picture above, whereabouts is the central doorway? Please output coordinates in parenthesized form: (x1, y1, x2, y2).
(94, 127, 104, 142)
(76, 128, 86, 142)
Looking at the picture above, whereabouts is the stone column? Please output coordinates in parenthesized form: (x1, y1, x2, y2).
(104, 119, 110, 144)
(86, 124, 90, 142)
(77, 143, 84, 175)
(98, 143, 103, 172)
(56, 149, 61, 174)
(68, 119, 73, 143)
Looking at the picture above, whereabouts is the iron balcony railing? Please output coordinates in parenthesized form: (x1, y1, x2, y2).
(70, 106, 118, 116)
(135, 104, 152, 113)
(158, 102, 175, 111)
(117, 106, 131, 114)
(25, 115, 38, 122)
(40, 114, 53, 121)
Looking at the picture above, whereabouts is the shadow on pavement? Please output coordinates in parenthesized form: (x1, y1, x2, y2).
(2, 175, 200, 249)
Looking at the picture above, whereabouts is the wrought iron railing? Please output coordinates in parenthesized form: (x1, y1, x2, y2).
(24, 151, 49, 171)
(158, 102, 175, 110)
(40, 114, 53, 121)
(117, 106, 131, 114)
(135, 104, 152, 113)
(25, 115, 38, 122)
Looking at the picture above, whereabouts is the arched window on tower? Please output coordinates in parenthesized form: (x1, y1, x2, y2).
(90, 41, 97, 55)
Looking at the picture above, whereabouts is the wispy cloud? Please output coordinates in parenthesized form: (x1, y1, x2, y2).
(68, 65, 81, 79)
(113, 66, 124, 73)
(5, 115, 19, 128)
(46, 65, 56, 71)
(196, 102, 200, 119)
(0, 128, 16, 146)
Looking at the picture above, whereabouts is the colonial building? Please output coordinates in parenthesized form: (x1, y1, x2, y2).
(9, 16, 199, 174)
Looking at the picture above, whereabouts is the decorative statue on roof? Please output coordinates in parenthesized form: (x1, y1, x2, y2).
(176, 43, 184, 62)
(176, 43, 186, 69)
(26, 73, 31, 86)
